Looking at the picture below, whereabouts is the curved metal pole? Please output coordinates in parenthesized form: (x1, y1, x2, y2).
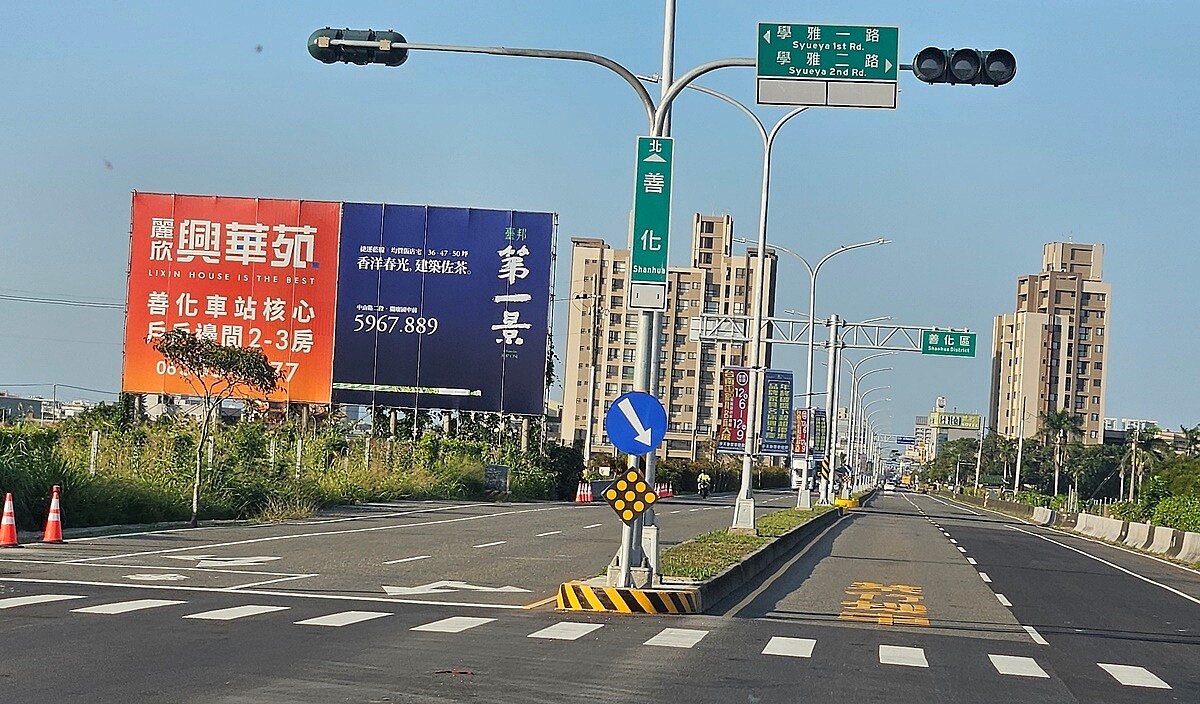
(653, 58, 757, 134)
(376, 42, 658, 128)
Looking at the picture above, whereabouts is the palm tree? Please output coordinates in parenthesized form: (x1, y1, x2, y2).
(1124, 425, 1171, 501)
(1040, 409, 1083, 496)
(1180, 424, 1200, 458)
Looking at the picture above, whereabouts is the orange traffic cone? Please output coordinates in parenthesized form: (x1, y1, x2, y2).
(0, 493, 21, 548)
(575, 482, 587, 503)
(668, 482, 674, 497)
(42, 485, 65, 544)
(584, 483, 593, 503)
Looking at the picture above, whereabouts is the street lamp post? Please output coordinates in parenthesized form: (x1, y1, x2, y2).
(639, 77, 807, 531)
(738, 238, 889, 507)
(842, 351, 894, 475)
(856, 392, 891, 491)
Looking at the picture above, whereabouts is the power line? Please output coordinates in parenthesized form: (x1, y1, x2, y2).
(0, 293, 125, 310)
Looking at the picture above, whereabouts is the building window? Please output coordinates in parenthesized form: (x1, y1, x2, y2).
(621, 383, 633, 393)
(1079, 327, 1090, 340)
(1094, 362, 1102, 371)
(609, 313, 621, 325)
(611, 278, 624, 290)
(625, 313, 638, 326)
(613, 261, 627, 273)
(606, 365, 617, 377)
(608, 331, 620, 343)
(1090, 431, 1098, 439)
(624, 332, 637, 344)
(1091, 413, 1100, 422)
(605, 383, 618, 395)
(670, 405, 682, 414)
(1095, 327, 1104, 337)
(700, 236, 714, 249)
(699, 253, 713, 264)
(622, 349, 635, 363)
(611, 296, 623, 308)
(733, 302, 745, 315)
(735, 268, 747, 278)
(1093, 379, 1102, 388)
(701, 220, 715, 234)
(621, 366, 634, 379)
(673, 352, 685, 364)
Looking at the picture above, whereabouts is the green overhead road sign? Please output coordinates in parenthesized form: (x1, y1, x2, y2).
(757, 22, 899, 109)
(629, 136, 673, 311)
(922, 330, 976, 357)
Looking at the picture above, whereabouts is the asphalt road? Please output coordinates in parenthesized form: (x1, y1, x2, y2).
(0, 489, 1195, 702)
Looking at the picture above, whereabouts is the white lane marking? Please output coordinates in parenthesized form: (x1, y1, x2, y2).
(411, 616, 496, 633)
(0, 594, 84, 609)
(879, 645, 928, 668)
(1023, 625, 1049, 645)
(1010, 526, 1200, 607)
(643, 628, 709, 649)
(536, 531, 562, 537)
(473, 541, 507, 549)
(996, 593, 1012, 607)
(226, 574, 318, 590)
(957, 547, 967, 553)
(668, 510, 682, 514)
(979, 572, 992, 583)
(763, 636, 816, 658)
(583, 523, 603, 529)
(1097, 663, 1171, 689)
(183, 605, 289, 621)
(528, 622, 603, 640)
(950, 539, 958, 544)
(989, 654, 1049, 678)
(0, 576, 528, 610)
(63, 504, 567, 564)
(689, 508, 702, 512)
(966, 558, 977, 565)
(295, 611, 391, 627)
(384, 555, 431, 565)
(72, 599, 185, 614)
(925, 494, 982, 515)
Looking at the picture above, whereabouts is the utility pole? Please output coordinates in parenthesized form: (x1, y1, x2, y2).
(1013, 397, 1026, 495)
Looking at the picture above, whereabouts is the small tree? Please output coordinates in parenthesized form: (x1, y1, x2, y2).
(151, 330, 277, 527)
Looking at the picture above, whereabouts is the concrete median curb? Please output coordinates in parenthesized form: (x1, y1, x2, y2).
(694, 505, 846, 613)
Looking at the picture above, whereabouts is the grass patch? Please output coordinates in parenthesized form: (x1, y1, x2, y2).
(253, 494, 319, 522)
(660, 506, 836, 580)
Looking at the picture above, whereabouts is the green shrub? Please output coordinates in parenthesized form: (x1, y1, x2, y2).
(1150, 495, 1200, 533)
(1108, 500, 1145, 522)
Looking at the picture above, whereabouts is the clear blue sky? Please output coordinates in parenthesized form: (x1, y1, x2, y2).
(1, 1, 1196, 434)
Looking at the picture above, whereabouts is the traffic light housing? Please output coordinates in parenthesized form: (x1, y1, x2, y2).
(912, 47, 1016, 86)
(307, 28, 408, 67)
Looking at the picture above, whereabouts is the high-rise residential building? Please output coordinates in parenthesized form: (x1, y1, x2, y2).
(989, 242, 1111, 444)
(559, 214, 776, 460)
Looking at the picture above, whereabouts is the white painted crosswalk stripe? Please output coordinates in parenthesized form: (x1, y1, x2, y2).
(643, 628, 708, 648)
(763, 636, 816, 658)
(0, 594, 85, 609)
(73, 599, 185, 615)
(979, 572, 991, 583)
(1023, 625, 1049, 646)
(966, 558, 977, 565)
(989, 654, 1049, 678)
(1098, 663, 1171, 689)
(296, 611, 391, 627)
(411, 616, 496, 633)
(995, 593, 1012, 607)
(879, 645, 928, 668)
(528, 621, 603, 640)
(183, 605, 289, 621)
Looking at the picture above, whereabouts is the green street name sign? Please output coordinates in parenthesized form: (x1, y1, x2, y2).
(921, 330, 976, 358)
(629, 136, 673, 311)
(758, 23, 899, 81)
(756, 22, 900, 109)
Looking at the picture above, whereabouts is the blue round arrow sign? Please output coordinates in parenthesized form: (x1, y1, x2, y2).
(604, 391, 668, 456)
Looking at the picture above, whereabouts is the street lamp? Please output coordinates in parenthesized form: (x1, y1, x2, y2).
(640, 75, 808, 531)
(856, 392, 891, 481)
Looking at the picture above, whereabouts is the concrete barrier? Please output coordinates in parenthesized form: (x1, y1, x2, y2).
(1123, 521, 1152, 549)
(1032, 506, 1055, 526)
(1176, 531, 1200, 564)
(1148, 526, 1177, 554)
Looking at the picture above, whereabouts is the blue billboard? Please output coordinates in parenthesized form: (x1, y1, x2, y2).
(330, 204, 553, 415)
(759, 369, 793, 456)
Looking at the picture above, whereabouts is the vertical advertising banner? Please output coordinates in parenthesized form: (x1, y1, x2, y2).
(330, 205, 553, 415)
(810, 408, 828, 461)
(716, 367, 750, 454)
(793, 407, 811, 455)
(759, 370, 793, 456)
(122, 193, 341, 403)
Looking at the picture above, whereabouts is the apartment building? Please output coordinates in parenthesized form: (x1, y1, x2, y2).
(990, 243, 1111, 444)
(559, 214, 776, 460)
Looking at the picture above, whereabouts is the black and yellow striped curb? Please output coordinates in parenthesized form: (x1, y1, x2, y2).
(556, 581, 700, 614)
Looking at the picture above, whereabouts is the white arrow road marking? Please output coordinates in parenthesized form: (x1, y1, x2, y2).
(382, 580, 532, 597)
(165, 556, 282, 569)
(618, 397, 653, 445)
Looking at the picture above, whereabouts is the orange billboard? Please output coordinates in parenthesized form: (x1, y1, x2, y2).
(123, 193, 341, 403)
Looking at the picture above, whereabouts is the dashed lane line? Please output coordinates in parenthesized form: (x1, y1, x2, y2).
(879, 645, 928, 668)
(411, 616, 496, 633)
(1097, 664, 1172, 689)
(183, 604, 289, 621)
(296, 611, 391, 627)
(473, 541, 507, 549)
(643, 628, 709, 649)
(996, 593, 1012, 607)
(583, 523, 604, 529)
(535, 531, 562, 537)
(383, 555, 431, 565)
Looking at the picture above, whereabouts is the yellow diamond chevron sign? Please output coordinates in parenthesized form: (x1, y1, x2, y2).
(603, 468, 658, 524)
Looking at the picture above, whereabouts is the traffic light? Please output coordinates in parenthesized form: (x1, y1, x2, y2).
(307, 28, 408, 67)
(911, 47, 1016, 86)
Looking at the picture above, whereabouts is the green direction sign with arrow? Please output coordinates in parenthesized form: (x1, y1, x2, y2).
(757, 23, 899, 81)
(756, 23, 900, 109)
(629, 136, 673, 311)
(921, 330, 976, 357)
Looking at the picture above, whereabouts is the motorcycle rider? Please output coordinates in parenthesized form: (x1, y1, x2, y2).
(696, 471, 711, 499)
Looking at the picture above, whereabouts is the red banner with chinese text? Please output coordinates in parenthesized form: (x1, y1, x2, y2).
(122, 193, 341, 403)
